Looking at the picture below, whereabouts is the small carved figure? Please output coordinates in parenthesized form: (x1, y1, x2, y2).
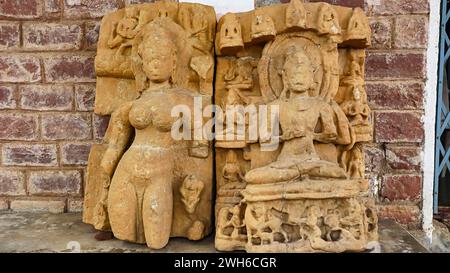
(286, 0, 307, 29)
(220, 13, 244, 54)
(108, 6, 144, 63)
(187, 220, 206, 240)
(217, 59, 255, 142)
(246, 204, 269, 244)
(218, 206, 245, 240)
(324, 213, 355, 242)
(251, 10, 276, 42)
(265, 209, 289, 243)
(301, 206, 323, 241)
(180, 175, 205, 214)
(317, 3, 341, 35)
(108, 6, 141, 49)
(346, 8, 370, 41)
(222, 150, 246, 189)
(340, 59, 371, 141)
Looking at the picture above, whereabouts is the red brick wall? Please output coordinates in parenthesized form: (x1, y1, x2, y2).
(365, 0, 429, 229)
(0, 0, 431, 228)
(0, 0, 130, 213)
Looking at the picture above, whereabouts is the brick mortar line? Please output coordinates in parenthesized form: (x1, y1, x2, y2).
(368, 14, 430, 20)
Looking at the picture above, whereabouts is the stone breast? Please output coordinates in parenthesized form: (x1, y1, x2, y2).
(129, 96, 174, 131)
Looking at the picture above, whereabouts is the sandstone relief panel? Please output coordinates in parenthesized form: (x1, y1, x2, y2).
(214, 0, 377, 253)
(82, 1, 216, 249)
(83, 0, 378, 253)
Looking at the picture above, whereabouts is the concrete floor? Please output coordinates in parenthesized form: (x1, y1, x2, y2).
(0, 211, 430, 253)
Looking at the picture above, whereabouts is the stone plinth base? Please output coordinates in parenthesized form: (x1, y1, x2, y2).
(215, 179, 378, 253)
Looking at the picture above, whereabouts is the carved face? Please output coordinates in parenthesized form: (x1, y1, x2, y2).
(220, 14, 243, 48)
(225, 150, 238, 164)
(141, 43, 175, 83)
(283, 51, 315, 93)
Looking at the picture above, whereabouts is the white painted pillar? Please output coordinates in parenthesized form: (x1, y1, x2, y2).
(422, 0, 442, 244)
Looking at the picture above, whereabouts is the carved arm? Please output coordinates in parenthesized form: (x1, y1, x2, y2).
(314, 104, 338, 143)
(100, 102, 133, 182)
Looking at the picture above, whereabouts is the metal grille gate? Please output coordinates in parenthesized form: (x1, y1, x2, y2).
(435, 0, 450, 212)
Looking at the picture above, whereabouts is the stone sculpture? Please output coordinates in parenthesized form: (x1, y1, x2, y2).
(214, 0, 377, 253)
(82, 1, 216, 249)
(83, 0, 377, 253)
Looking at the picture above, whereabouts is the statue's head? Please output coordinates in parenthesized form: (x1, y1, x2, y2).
(252, 205, 265, 218)
(125, 6, 139, 19)
(138, 30, 177, 84)
(225, 150, 238, 164)
(282, 47, 315, 95)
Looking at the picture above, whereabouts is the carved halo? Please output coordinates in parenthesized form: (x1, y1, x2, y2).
(258, 33, 339, 103)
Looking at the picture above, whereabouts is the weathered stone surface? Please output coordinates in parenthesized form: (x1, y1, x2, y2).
(23, 23, 83, 51)
(0, 85, 17, 109)
(0, 170, 26, 196)
(0, 114, 38, 140)
(10, 200, 65, 213)
(19, 85, 73, 111)
(2, 144, 57, 167)
(374, 112, 424, 143)
(28, 171, 82, 196)
(0, 22, 20, 50)
(44, 55, 95, 83)
(41, 113, 92, 140)
(381, 175, 422, 201)
(0, 56, 41, 83)
(61, 143, 91, 165)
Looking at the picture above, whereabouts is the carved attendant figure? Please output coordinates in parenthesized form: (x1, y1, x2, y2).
(222, 150, 245, 189)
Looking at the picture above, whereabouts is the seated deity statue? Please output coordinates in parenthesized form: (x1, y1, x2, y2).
(245, 48, 349, 184)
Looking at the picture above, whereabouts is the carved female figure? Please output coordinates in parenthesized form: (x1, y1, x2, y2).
(94, 19, 206, 249)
